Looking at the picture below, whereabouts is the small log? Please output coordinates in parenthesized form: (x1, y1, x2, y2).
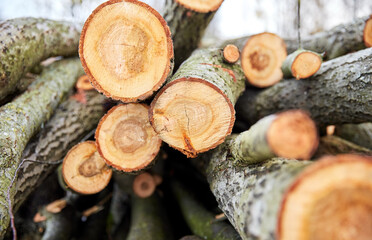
(96, 103, 162, 172)
(0, 59, 83, 238)
(365, 15, 372, 47)
(62, 141, 112, 195)
(222, 44, 240, 64)
(163, 0, 223, 67)
(79, 0, 174, 102)
(172, 181, 241, 240)
(132, 173, 157, 198)
(335, 123, 372, 150)
(241, 32, 287, 87)
(149, 48, 245, 157)
(127, 193, 173, 240)
(236, 48, 372, 127)
(281, 49, 322, 80)
(76, 75, 94, 91)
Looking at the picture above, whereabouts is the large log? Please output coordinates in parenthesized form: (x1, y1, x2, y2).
(149, 48, 245, 157)
(163, 0, 223, 67)
(236, 48, 372, 127)
(0, 59, 83, 238)
(335, 123, 372, 150)
(0, 18, 80, 101)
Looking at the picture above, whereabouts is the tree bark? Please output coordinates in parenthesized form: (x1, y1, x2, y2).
(236, 48, 372, 127)
(0, 58, 83, 238)
(0, 18, 81, 101)
(163, 0, 223, 68)
(335, 123, 372, 150)
(171, 181, 241, 240)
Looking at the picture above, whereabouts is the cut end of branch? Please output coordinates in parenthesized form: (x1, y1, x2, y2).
(45, 199, 67, 214)
(241, 32, 287, 87)
(175, 0, 224, 13)
(96, 103, 162, 171)
(76, 75, 94, 91)
(223, 44, 240, 64)
(79, 0, 173, 102)
(364, 15, 372, 47)
(278, 154, 372, 240)
(62, 141, 112, 194)
(149, 78, 234, 157)
(133, 172, 156, 198)
(267, 110, 318, 160)
(291, 51, 322, 79)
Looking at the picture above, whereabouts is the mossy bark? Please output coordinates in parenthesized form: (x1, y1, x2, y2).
(13, 90, 106, 210)
(335, 123, 372, 150)
(236, 48, 372, 127)
(172, 181, 241, 240)
(163, 1, 221, 67)
(0, 58, 83, 238)
(0, 18, 81, 101)
(127, 193, 173, 240)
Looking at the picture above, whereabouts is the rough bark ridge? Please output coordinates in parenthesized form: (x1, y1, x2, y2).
(0, 18, 81, 101)
(236, 48, 372, 127)
(0, 59, 83, 238)
(163, 0, 222, 67)
(13, 90, 106, 211)
(335, 123, 372, 150)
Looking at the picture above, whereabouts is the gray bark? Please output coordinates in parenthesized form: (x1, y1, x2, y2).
(335, 123, 372, 150)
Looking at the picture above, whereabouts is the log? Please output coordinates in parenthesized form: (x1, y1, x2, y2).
(127, 193, 173, 240)
(335, 123, 372, 150)
(0, 58, 83, 238)
(0, 18, 80, 101)
(179, 236, 203, 240)
(202, 147, 372, 239)
(281, 49, 322, 80)
(220, 16, 371, 60)
(13, 90, 106, 211)
(222, 44, 240, 64)
(96, 103, 162, 172)
(171, 181, 241, 240)
(163, 0, 223, 67)
(114, 171, 159, 198)
(79, 0, 174, 102)
(236, 48, 372, 127)
(149, 48, 245, 157)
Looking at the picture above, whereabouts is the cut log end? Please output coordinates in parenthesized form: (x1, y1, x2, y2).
(291, 51, 322, 80)
(364, 15, 372, 47)
(267, 110, 318, 160)
(133, 172, 156, 198)
(175, 0, 224, 13)
(150, 78, 234, 158)
(96, 103, 162, 172)
(278, 154, 372, 240)
(76, 75, 94, 91)
(62, 141, 112, 195)
(223, 44, 240, 63)
(241, 32, 287, 87)
(79, 0, 173, 102)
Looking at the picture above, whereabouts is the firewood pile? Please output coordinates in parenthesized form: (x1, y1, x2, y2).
(0, 0, 372, 239)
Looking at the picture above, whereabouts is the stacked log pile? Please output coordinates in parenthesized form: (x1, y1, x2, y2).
(0, 0, 372, 239)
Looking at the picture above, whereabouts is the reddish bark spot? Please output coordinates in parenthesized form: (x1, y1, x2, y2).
(201, 63, 237, 82)
(186, 11, 193, 17)
(71, 89, 87, 104)
(182, 131, 197, 158)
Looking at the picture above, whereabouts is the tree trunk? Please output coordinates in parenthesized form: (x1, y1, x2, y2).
(163, 0, 223, 67)
(0, 18, 81, 101)
(335, 123, 372, 150)
(236, 48, 372, 127)
(0, 58, 83, 238)
(149, 48, 245, 157)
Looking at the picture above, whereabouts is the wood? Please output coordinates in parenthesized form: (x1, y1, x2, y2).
(0, 59, 83, 238)
(230, 110, 318, 166)
(96, 103, 162, 172)
(0, 18, 80, 101)
(223, 44, 240, 64)
(281, 49, 322, 80)
(149, 48, 245, 157)
(163, 0, 223, 67)
(241, 32, 287, 87)
(79, 0, 174, 102)
(364, 15, 372, 47)
(172, 181, 240, 240)
(236, 48, 372, 127)
(76, 75, 94, 91)
(335, 123, 372, 150)
(132, 172, 156, 198)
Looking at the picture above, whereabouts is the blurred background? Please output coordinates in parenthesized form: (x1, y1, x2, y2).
(0, 0, 371, 42)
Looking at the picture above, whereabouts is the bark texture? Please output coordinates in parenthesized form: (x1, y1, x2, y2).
(172, 181, 241, 240)
(13, 90, 106, 210)
(163, 0, 222, 67)
(335, 123, 372, 150)
(236, 48, 372, 127)
(0, 59, 83, 238)
(0, 18, 81, 101)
